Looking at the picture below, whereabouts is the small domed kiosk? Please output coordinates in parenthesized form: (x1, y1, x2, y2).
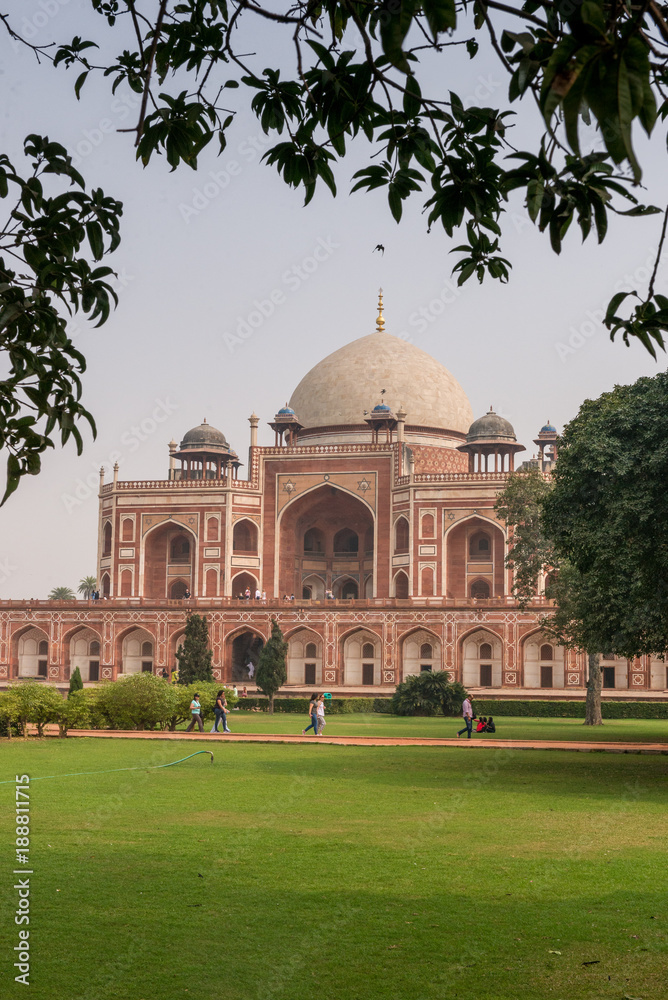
(168, 419, 239, 480)
(457, 408, 525, 472)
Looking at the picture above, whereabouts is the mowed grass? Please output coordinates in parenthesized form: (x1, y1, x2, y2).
(1, 738, 667, 1000)
(183, 710, 668, 743)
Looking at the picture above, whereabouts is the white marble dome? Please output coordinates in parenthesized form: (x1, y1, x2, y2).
(288, 329, 473, 444)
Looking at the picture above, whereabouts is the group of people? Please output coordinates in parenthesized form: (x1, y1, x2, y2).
(238, 588, 267, 601)
(186, 690, 232, 734)
(456, 696, 497, 738)
(301, 693, 327, 736)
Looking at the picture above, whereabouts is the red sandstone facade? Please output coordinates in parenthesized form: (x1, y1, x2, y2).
(2, 308, 665, 696)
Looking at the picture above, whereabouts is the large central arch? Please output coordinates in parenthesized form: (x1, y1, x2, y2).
(142, 522, 197, 599)
(277, 485, 375, 599)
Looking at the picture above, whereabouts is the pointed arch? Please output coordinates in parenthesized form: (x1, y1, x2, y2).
(14, 626, 50, 678)
(394, 515, 409, 554)
(342, 628, 382, 686)
(400, 626, 442, 679)
(521, 629, 565, 689)
(233, 518, 258, 554)
(393, 570, 409, 599)
(287, 627, 323, 686)
(118, 626, 156, 676)
(444, 513, 506, 601)
(231, 571, 259, 598)
(65, 625, 103, 683)
(460, 627, 503, 688)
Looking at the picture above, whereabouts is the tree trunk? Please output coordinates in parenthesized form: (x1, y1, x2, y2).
(584, 651, 603, 726)
(268, 694, 274, 714)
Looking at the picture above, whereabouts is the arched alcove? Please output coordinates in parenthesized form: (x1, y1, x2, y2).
(461, 629, 503, 688)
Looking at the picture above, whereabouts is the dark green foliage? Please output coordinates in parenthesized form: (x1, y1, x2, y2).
(68, 666, 84, 697)
(0, 135, 121, 502)
(255, 618, 288, 713)
(392, 672, 468, 717)
(4, 1, 666, 368)
(543, 371, 668, 660)
(244, 696, 393, 714)
(472, 699, 668, 720)
(495, 469, 555, 608)
(175, 613, 213, 685)
(93, 673, 178, 730)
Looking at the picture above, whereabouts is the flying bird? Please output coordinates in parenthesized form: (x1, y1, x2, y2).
(373, 244, 385, 255)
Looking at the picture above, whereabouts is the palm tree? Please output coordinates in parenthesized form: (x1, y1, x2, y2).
(78, 576, 97, 599)
(48, 586, 76, 601)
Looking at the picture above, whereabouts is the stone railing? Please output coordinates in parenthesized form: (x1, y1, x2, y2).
(0, 595, 555, 610)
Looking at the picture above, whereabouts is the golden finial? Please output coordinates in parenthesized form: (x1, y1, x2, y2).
(376, 288, 385, 332)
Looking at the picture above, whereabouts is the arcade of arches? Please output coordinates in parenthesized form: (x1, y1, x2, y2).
(7, 614, 665, 693)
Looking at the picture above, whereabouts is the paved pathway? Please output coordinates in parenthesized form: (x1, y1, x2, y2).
(62, 729, 668, 754)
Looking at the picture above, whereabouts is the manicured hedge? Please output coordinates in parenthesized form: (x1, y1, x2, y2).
(235, 697, 393, 714)
(232, 695, 668, 719)
(471, 699, 668, 719)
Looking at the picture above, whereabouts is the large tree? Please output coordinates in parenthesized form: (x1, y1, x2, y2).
(3, 1, 668, 497)
(175, 613, 214, 685)
(496, 470, 607, 725)
(497, 372, 668, 723)
(255, 617, 288, 713)
(542, 370, 668, 658)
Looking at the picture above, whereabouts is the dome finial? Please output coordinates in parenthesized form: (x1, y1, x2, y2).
(376, 288, 385, 332)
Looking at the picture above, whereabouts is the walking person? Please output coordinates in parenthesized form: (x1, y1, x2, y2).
(302, 693, 319, 736)
(211, 690, 231, 733)
(456, 694, 474, 739)
(186, 692, 204, 733)
(316, 693, 326, 736)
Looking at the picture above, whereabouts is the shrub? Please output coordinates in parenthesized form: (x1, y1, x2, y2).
(0, 682, 64, 736)
(95, 673, 178, 731)
(392, 672, 468, 717)
(56, 689, 90, 736)
(471, 699, 668, 720)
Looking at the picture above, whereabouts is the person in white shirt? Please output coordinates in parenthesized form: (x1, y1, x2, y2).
(456, 696, 474, 739)
(316, 694, 326, 735)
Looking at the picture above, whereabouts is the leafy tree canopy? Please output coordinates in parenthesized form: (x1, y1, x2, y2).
(3, 1, 668, 495)
(543, 369, 668, 660)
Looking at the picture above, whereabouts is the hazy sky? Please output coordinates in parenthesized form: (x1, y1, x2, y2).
(1, 2, 666, 598)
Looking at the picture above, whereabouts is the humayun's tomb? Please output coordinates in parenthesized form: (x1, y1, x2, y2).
(1, 295, 665, 698)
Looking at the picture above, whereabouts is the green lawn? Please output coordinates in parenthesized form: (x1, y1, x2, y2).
(1, 739, 667, 999)
(183, 710, 668, 743)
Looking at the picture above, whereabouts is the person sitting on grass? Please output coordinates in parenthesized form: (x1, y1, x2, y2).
(484, 716, 496, 734)
(476, 716, 487, 733)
